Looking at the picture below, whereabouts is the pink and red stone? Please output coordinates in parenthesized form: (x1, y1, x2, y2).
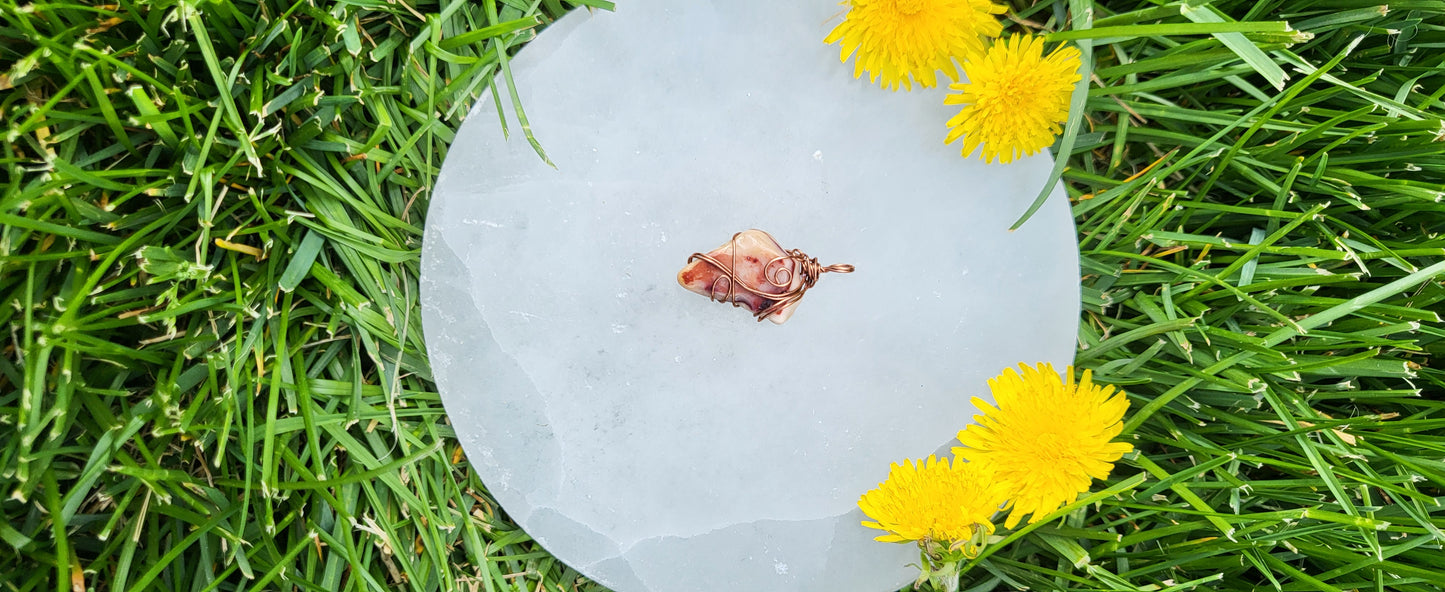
(677, 230, 805, 324)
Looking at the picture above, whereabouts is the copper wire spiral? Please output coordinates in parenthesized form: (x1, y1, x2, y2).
(687, 232, 855, 322)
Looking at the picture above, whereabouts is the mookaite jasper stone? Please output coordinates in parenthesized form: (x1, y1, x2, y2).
(677, 230, 806, 324)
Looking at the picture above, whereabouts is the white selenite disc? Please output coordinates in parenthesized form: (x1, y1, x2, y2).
(420, 2, 1080, 591)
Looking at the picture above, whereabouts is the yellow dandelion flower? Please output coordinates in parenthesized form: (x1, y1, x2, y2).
(944, 34, 1081, 163)
(954, 363, 1133, 529)
(858, 455, 1009, 544)
(825, 0, 1006, 91)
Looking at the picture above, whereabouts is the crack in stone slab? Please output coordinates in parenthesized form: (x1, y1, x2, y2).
(424, 222, 565, 526)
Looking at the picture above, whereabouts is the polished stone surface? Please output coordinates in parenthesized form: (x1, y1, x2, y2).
(677, 229, 819, 324)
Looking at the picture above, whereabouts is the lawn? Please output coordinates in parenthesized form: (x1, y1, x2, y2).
(3, 0, 1444, 591)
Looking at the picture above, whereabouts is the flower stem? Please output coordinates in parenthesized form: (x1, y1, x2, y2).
(931, 563, 961, 592)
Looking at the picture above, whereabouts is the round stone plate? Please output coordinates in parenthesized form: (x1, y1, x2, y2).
(420, 2, 1080, 591)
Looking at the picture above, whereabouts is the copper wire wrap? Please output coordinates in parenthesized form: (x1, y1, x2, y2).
(687, 232, 855, 322)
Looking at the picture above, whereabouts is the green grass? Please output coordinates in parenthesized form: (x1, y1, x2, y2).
(2, 0, 1444, 591)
